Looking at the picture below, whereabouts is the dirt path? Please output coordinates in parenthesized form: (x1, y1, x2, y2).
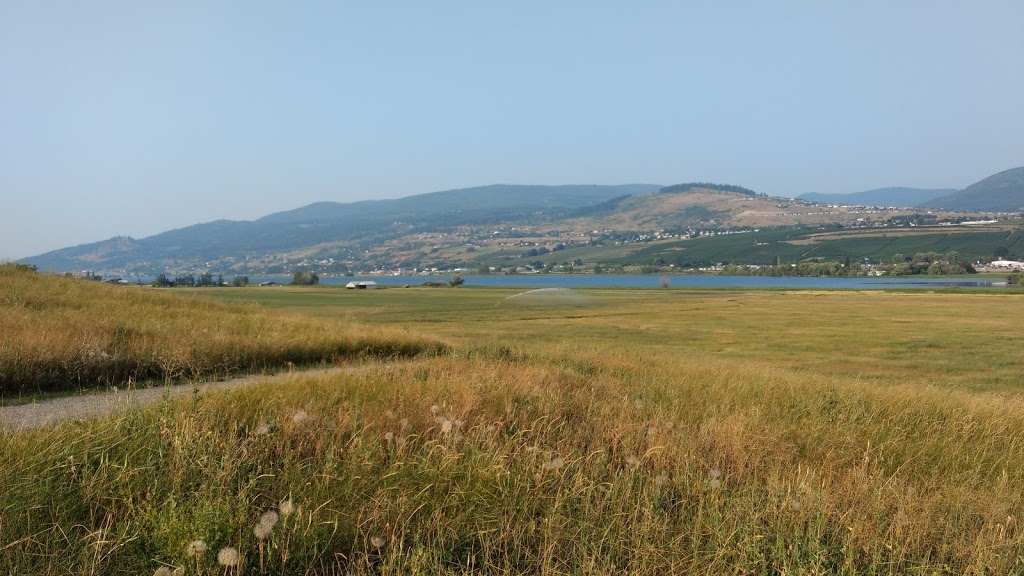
(0, 367, 347, 432)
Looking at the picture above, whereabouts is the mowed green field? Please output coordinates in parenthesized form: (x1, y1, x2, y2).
(198, 285, 1024, 393)
(5, 280, 1024, 574)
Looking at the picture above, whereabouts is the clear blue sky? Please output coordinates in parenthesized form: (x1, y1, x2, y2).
(2, 1, 1022, 259)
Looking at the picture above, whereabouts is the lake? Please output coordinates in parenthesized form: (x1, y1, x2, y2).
(249, 274, 1009, 290)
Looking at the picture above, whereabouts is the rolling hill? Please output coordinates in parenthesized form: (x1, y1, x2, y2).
(923, 167, 1024, 212)
(23, 169, 1021, 276)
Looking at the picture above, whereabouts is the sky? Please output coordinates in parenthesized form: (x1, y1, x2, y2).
(2, 1, 1022, 259)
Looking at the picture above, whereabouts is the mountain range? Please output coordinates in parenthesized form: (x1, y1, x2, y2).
(21, 167, 1024, 276)
(797, 167, 1024, 210)
(797, 188, 956, 207)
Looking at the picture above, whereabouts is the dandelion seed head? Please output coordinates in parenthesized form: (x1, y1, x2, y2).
(440, 419, 453, 434)
(626, 455, 641, 466)
(655, 473, 669, 487)
(385, 410, 395, 419)
(279, 499, 296, 517)
(708, 478, 722, 489)
(384, 431, 394, 442)
(254, 422, 271, 435)
(291, 409, 309, 424)
(789, 498, 802, 511)
(186, 539, 208, 557)
(647, 427, 658, 436)
(217, 547, 240, 567)
(709, 468, 722, 480)
(154, 567, 173, 576)
(430, 404, 441, 415)
(370, 536, 385, 548)
(259, 510, 280, 529)
(253, 522, 272, 540)
(398, 418, 409, 428)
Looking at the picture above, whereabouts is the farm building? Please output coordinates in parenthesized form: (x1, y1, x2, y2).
(345, 281, 378, 289)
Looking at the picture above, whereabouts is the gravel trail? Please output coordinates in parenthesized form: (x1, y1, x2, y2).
(0, 367, 347, 432)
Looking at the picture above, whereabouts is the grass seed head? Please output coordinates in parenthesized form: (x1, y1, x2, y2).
(370, 536, 385, 549)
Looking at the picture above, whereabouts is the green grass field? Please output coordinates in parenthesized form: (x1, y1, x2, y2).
(4, 275, 1024, 574)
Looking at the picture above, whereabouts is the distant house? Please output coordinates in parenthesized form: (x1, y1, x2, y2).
(259, 281, 277, 286)
(346, 281, 378, 289)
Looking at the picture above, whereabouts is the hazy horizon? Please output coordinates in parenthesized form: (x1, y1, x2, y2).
(3, 1, 1022, 260)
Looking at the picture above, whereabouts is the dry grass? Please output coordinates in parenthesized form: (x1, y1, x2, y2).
(3, 272, 1024, 573)
(2, 349, 1023, 574)
(0, 265, 444, 397)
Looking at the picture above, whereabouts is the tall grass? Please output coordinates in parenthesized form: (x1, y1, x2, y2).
(0, 265, 444, 397)
(2, 350, 1022, 574)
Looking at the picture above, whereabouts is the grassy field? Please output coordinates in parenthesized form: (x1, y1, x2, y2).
(0, 265, 444, 398)
(3, 277, 1024, 573)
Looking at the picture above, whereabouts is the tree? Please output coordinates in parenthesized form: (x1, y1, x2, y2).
(232, 275, 250, 287)
(292, 270, 319, 285)
(449, 274, 464, 287)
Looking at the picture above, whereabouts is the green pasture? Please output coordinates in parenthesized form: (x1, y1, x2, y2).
(195, 285, 1024, 393)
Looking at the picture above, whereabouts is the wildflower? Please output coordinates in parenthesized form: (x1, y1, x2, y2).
(279, 498, 296, 517)
(217, 547, 241, 567)
(654, 473, 669, 487)
(186, 539, 208, 558)
(544, 456, 565, 470)
(370, 536, 385, 548)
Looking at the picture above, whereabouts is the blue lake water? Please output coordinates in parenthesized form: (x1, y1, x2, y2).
(248, 275, 1008, 290)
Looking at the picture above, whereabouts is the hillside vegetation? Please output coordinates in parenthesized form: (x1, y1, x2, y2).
(3, 287, 1024, 573)
(924, 167, 1024, 212)
(0, 265, 443, 397)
